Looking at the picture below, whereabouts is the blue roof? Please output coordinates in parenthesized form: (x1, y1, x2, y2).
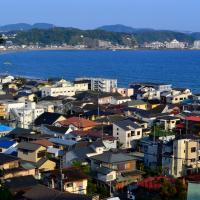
(0, 139, 16, 148)
(0, 125, 13, 132)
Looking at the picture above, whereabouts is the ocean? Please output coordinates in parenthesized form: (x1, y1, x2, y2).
(0, 49, 200, 92)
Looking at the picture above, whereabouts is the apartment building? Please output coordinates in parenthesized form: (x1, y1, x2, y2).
(172, 138, 200, 177)
(10, 102, 44, 128)
(165, 39, 186, 49)
(76, 77, 117, 92)
(41, 79, 76, 97)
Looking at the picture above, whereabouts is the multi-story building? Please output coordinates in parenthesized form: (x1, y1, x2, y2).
(172, 138, 200, 177)
(75, 77, 117, 92)
(90, 151, 144, 190)
(193, 40, 200, 49)
(41, 79, 76, 97)
(113, 119, 142, 149)
(10, 102, 44, 128)
(165, 39, 186, 49)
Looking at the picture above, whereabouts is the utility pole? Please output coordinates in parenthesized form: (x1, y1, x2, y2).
(60, 157, 63, 192)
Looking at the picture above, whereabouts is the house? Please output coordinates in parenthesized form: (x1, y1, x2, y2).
(161, 88, 192, 104)
(0, 124, 13, 137)
(126, 104, 170, 126)
(18, 142, 56, 173)
(47, 167, 88, 194)
(22, 184, 96, 200)
(6, 127, 50, 142)
(0, 153, 35, 179)
(156, 116, 180, 131)
(113, 119, 142, 149)
(0, 75, 14, 84)
(34, 112, 67, 127)
(40, 125, 72, 138)
(63, 140, 113, 167)
(56, 117, 98, 131)
(90, 151, 144, 190)
(129, 82, 172, 92)
(15, 93, 36, 102)
(4, 175, 37, 195)
(0, 139, 17, 154)
(126, 100, 148, 110)
(112, 87, 134, 97)
(110, 96, 131, 105)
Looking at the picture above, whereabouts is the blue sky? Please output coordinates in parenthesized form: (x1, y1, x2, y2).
(1, 0, 200, 31)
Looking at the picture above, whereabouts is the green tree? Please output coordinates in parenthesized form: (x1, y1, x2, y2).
(0, 181, 13, 200)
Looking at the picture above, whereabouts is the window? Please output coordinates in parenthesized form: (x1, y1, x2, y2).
(191, 147, 196, 153)
(128, 133, 130, 137)
(131, 131, 135, 136)
(137, 131, 141, 135)
(191, 159, 196, 162)
(66, 183, 73, 188)
(116, 132, 118, 135)
(37, 151, 45, 158)
(22, 150, 29, 155)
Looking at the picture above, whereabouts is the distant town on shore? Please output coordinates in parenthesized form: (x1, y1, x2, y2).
(1, 23, 200, 51)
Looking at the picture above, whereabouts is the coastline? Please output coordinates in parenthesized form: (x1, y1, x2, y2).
(1, 47, 200, 55)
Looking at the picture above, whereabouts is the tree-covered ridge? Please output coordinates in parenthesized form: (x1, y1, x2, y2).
(8, 26, 199, 46)
(12, 27, 136, 47)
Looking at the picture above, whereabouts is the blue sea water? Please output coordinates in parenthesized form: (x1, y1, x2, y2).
(0, 50, 200, 92)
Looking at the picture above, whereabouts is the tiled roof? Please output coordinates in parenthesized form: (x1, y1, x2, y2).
(23, 184, 93, 200)
(18, 142, 42, 151)
(58, 117, 98, 128)
(32, 139, 53, 147)
(0, 153, 19, 165)
(90, 151, 135, 163)
(51, 167, 88, 182)
(114, 119, 141, 130)
(34, 112, 65, 126)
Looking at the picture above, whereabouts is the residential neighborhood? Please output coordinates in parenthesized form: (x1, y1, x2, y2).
(0, 74, 199, 200)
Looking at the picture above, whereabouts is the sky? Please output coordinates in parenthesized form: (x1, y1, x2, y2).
(1, 0, 200, 31)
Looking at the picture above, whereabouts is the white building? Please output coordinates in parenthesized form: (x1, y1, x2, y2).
(163, 88, 192, 104)
(41, 79, 76, 97)
(0, 75, 14, 84)
(113, 119, 142, 149)
(193, 40, 200, 49)
(10, 102, 44, 128)
(165, 39, 186, 49)
(76, 77, 117, 93)
(171, 138, 200, 177)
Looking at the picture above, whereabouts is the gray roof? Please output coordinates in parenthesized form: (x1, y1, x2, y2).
(90, 151, 135, 163)
(23, 184, 93, 200)
(114, 119, 141, 130)
(49, 138, 77, 146)
(18, 142, 42, 151)
(127, 100, 146, 106)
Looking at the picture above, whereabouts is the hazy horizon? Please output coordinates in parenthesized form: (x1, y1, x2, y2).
(1, 0, 200, 32)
